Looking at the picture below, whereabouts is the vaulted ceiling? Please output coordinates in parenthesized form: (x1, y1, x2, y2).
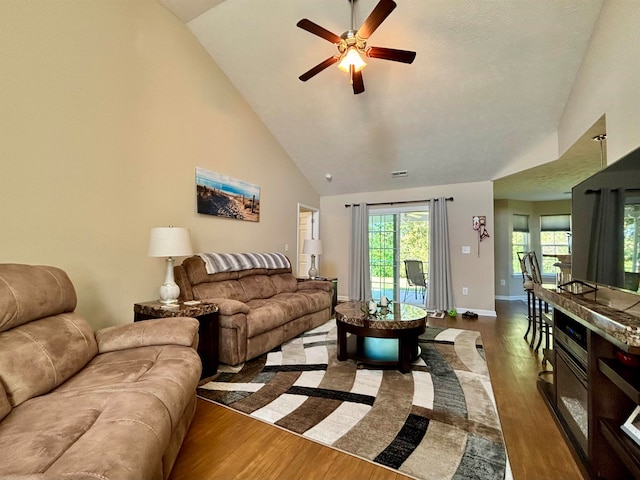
(158, 0, 604, 200)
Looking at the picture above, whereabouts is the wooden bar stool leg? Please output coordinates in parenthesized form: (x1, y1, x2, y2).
(535, 297, 544, 352)
(524, 289, 534, 342)
(529, 291, 537, 348)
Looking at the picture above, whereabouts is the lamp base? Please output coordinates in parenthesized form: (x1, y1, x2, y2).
(308, 254, 318, 279)
(159, 283, 180, 304)
(158, 257, 180, 304)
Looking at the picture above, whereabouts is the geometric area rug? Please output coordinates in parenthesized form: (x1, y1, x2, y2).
(197, 319, 512, 480)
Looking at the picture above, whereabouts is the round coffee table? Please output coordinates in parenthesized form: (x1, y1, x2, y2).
(334, 301, 427, 373)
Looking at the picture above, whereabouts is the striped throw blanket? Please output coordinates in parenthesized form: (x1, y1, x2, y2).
(198, 252, 291, 275)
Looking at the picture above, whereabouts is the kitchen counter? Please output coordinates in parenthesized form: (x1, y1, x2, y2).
(535, 283, 640, 352)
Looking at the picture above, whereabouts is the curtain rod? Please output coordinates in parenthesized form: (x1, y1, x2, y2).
(344, 197, 454, 208)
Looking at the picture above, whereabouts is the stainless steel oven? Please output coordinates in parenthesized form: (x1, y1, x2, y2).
(554, 311, 589, 455)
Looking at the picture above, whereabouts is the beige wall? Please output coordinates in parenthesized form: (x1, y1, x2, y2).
(0, 0, 319, 329)
(559, 0, 640, 163)
(320, 181, 496, 315)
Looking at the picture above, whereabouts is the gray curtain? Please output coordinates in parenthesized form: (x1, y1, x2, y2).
(427, 197, 455, 311)
(348, 204, 372, 301)
(587, 188, 625, 286)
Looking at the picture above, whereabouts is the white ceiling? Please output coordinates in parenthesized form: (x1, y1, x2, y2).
(158, 0, 604, 200)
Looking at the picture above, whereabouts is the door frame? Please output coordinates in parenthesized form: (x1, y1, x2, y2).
(297, 203, 319, 277)
(369, 204, 429, 302)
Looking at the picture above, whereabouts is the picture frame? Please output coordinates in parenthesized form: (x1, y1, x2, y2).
(195, 167, 260, 222)
(621, 405, 640, 448)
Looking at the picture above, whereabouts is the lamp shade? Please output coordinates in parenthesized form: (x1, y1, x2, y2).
(338, 48, 367, 73)
(148, 227, 193, 257)
(302, 238, 323, 256)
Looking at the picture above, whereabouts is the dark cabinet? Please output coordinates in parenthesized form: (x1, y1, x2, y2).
(536, 289, 640, 480)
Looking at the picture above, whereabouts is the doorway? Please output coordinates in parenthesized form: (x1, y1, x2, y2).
(297, 203, 319, 277)
(368, 206, 429, 305)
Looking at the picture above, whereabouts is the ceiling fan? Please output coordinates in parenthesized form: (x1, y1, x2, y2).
(297, 0, 416, 95)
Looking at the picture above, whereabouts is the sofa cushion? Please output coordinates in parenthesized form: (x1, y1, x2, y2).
(271, 292, 313, 320)
(192, 280, 247, 303)
(239, 275, 277, 301)
(55, 345, 201, 428)
(0, 312, 98, 407)
(96, 317, 199, 354)
(0, 264, 77, 333)
(0, 389, 172, 479)
(298, 289, 333, 312)
(245, 301, 287, 338)
(0, 383, 10, 422)
(270, 273, 298, 294)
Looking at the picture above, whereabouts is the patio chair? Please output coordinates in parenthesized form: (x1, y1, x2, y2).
(404, 260, 427, 301)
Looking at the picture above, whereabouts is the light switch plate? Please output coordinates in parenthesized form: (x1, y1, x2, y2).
(462, 246, 471, 254)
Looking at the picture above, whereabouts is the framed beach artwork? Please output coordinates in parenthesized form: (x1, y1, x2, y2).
(196, 167, 260, 222)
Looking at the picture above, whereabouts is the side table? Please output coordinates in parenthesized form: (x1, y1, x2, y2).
(134, 301, 219, 378)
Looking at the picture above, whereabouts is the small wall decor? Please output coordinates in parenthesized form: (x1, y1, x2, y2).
(473, 216, 490, 257)
(472, 216, 490, 240)
(196, 167, 260, 222)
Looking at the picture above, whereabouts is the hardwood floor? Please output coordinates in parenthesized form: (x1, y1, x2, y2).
(169, 300, 585, 480)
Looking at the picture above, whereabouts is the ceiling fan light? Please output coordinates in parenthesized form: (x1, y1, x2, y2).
(338, 48, 366, 73)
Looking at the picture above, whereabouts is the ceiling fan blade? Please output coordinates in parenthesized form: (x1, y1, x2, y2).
(366, 46, 416, 64)
(357, 0, 397, 40)
(351, 67, 365, 95)
(299, 56, 340, 82)
(297, 19, 341, 44)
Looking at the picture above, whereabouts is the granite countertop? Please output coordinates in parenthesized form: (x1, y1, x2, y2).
(134, 301, 218, 318)
(535, 284, 640, 351)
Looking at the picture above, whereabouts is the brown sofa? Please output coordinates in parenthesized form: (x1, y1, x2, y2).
(175, 254, 333, 366)
(0, 264, 202, 480)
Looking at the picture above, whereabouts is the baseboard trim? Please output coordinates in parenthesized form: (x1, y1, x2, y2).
(495, 295, 527, 302)
(454, 307, 497, 317)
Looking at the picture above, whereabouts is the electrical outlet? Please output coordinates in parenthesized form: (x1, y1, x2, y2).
(462, 246, 471, 254)
(500, 279, 506, 286)
(462, 287, 468, 295)
(284, 243, 289, 252)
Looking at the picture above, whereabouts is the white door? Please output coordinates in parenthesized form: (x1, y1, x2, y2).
(297, 204, 319, 277)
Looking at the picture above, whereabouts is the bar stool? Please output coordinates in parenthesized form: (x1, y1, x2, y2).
(518, 252, 536, 346)
(528, 252, 553, 358)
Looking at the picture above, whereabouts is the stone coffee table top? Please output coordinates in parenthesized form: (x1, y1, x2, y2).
(334, 301, 427, 330)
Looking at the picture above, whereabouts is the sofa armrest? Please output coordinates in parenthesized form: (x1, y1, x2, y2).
(96, 317, 199, 354)
(297, 280, 333, 293)
(213, 298, 251, 316)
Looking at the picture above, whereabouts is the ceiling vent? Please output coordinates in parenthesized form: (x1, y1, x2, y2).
(391, 170, 408, 178)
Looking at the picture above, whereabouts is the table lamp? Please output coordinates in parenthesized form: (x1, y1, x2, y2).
(148, 226, 193, 304)
(302, 238, 323, 279)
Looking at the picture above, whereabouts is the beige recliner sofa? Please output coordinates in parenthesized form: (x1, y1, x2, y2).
(174, 253, 333, 366)
(0, 264, 202, 480)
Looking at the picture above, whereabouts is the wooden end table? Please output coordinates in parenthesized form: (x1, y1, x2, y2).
(334, 301, 427, 373)
(133, 301, 219, 378)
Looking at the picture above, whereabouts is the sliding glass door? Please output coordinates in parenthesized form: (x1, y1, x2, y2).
(369, 207, 429, 304)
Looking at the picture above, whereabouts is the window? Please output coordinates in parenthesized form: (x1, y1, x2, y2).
(512, 214, 529, 274)
(369, 213, 397, 301)
(368, 208, 429, 303)
(624, 201, 640, 273)
(540, 214, 571, 275)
